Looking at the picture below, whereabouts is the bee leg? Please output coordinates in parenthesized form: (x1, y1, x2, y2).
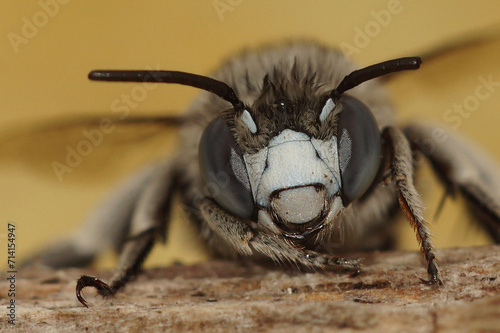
(384, 127, 443, 285)
(24, 159, 174, 269)
(198, 198, 361, 272)
(76, 159, 178, 307)
(197, 197, 255, 257)
(301, 251, 362, 273)
(404, 122, 500, 242)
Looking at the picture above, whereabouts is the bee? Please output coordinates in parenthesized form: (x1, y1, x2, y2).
(24, 42, 500, 308)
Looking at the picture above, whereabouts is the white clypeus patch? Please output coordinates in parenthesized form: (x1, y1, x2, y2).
(244, 129, 342, 224)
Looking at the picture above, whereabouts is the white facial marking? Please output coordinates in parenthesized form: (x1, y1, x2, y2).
(311, 137, 341, 180)
(270, 185, 326, 224)
(244, 130, 341, 211)
(269, 130, 309, 146)
(240, 109, 257, 133)
(319, 98, 336, 122)
(243, 147, 268, 199)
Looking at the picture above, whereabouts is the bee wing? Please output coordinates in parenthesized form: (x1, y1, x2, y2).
(387, 30, 500, 242)
(0, 115, 185, 184)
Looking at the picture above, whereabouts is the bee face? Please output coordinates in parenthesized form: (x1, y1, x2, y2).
(245, 129, 342, 227)
(197, 46, 401, 239)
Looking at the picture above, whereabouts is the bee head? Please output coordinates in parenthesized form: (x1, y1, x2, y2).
(89, 56, 421, 238)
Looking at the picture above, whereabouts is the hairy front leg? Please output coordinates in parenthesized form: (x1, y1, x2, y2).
(198, 197, 361, 272)
(384, 127, 442, 285)
(76, 159, 179, 307)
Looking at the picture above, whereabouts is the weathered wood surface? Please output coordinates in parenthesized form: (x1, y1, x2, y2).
(1, 245, 499, 332)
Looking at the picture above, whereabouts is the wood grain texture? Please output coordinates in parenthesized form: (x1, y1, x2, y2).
(1, 245, 499, 332)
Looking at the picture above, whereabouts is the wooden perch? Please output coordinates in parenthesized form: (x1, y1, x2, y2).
(1, 245, 499, 332)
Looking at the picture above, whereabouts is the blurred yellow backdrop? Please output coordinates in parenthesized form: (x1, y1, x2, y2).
(1, 1, 499, 269)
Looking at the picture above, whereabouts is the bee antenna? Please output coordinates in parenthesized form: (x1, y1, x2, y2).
(330, 57, 422, 99)
(89, 70, 244, 111)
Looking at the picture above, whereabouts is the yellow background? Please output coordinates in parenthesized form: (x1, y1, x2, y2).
(1, 1, 499, 269)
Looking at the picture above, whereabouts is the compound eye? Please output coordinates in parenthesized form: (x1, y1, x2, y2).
(336, 95, 382, 203)
(199, 117, 255, 219)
